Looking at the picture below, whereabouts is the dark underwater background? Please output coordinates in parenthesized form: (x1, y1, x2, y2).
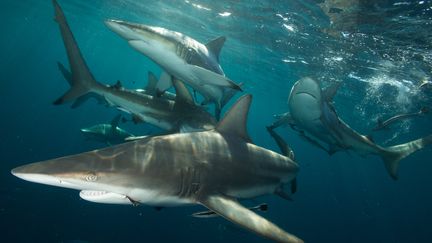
(1, 0, 432, 242)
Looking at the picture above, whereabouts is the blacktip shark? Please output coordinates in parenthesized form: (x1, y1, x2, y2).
(373, 107, 429, 131)
(270, 77, 432, 180)
(52, 0, 215, 132)
(12, 94, 303, 243)
(104, 19, 241, 120)
(80, 114, 134, 145)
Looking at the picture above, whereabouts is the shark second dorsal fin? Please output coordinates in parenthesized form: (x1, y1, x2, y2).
(216, 94, 252, 142)
(111, 114, 122, 129)
(173, 79, 194, 106)
(205, 36, 226, 61)
(199, 195, 303, 243)
(146, 72, 158, 94)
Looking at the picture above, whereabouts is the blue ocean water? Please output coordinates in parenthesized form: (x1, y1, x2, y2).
(1, 0, 432, 242)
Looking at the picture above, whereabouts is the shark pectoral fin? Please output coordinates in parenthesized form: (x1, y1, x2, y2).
(156, 71, 173, 94)
(189, 65, 242, 91)
(173, 78, 194, 106)
(216, 95, 252, 142)
(323, 82, 342, 102)
(205, 36, 226, 62)
(270, 112, 294, 129)
(192, 209, 218, 218)
(146, 71, 159, 95)
(124, 135, 149, 141)
(199, 195, 303, 243)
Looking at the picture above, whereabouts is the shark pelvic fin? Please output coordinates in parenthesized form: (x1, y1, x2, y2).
(205, 36, 226, 62)
(267, 126, 295, 160)
(199, 195, 303, 243)
(173, 79, 194, 106)
(216, 94, 252, 142)
(57, 62, 72, 85)
(146, 71, 158, 95)
(111, 114, 122, 129)
(156, 71, 173, 94)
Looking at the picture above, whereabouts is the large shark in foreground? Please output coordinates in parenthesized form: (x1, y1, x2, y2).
(270, 77, 432, 180)
(104, 19, 241, 120)
(52, 0, 215, 132)
(12, 94, 303, 243)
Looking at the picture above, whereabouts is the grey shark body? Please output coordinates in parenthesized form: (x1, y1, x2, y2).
(81, 115, 134, 145)
(271, 77, 432, 180)
(52, 0, 215, 132)
(105, 19, 241, 119)
(12, 94, 302, 243)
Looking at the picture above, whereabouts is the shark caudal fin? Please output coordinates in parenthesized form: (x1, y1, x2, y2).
(381, 134, 432, 180)
(52, 0, 99, 105)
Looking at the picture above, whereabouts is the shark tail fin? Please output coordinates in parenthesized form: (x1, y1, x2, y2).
(52, 0, 100, 106)
(381, 134, 432, 180)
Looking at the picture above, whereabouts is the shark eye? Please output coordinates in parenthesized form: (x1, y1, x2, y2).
(85, 172, 98, 182)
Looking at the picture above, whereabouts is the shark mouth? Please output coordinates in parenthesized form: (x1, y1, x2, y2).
(294, 91, 318, 101)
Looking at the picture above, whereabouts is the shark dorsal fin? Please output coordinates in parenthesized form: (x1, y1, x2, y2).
(111, 114, 122, 129)
(323, 82, 342, 101)
(216, 94, 251, 142)
(146, 72, 158, 94)
(173, 79, 194, 106)
(112, 80, 123, 90)
(206, 36, 226, 61)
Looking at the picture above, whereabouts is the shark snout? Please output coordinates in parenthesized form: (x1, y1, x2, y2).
(105, 19, 141, 40)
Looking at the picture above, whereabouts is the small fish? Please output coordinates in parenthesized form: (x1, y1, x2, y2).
(373, 107, 429, 131)
(192, 203, 268, 218)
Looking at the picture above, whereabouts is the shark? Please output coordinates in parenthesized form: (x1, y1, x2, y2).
(51, 0, 216, 133)
(373, 107, 429, 131)
(104, 19, 242, 120)
(270, 77, 432, 180)
(80, 114, 135, 145)
(11, 94, 303, 243)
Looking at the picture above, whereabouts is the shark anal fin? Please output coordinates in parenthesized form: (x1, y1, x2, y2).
(199, 195, 303, 243)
